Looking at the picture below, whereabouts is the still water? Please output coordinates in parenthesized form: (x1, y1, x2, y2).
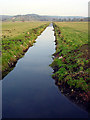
(2, 24, 88, 118)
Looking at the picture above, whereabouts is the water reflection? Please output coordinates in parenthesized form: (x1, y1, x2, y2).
(2, 24, 88, 118)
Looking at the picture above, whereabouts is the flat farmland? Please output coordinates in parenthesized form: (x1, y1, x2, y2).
(2, 21, 49, 38)
(2, 21, 49, 77)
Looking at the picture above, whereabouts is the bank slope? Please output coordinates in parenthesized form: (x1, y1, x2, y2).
(51, 22, 89, 111)
(2, 22, 49, 78)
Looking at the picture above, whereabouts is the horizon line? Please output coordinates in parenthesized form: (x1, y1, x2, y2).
(0, 14, 87, 17)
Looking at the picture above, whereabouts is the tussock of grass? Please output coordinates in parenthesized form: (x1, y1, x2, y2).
(51, 22, 89, 93)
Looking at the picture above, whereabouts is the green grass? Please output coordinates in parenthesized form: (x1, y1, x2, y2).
(2, 21, 49, 78)
(51, 22, 89, 93)
(2, 21, 48, 38)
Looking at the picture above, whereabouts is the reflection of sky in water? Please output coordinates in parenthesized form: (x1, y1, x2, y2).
(2, 25, 88, 118)
(0, 81, 2, 120)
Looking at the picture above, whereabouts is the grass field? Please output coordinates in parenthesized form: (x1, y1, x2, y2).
(51, 22, 89, 103)
(2, 21, 49, 77)
(2, 21, 48, 38)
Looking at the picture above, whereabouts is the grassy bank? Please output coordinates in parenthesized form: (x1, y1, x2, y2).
(2, 21, 49, 78)
(51, 22, 89, 109)
(0, 21, 2, 79)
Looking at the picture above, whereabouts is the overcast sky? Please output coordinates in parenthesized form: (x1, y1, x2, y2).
(0, 0, 89, 16)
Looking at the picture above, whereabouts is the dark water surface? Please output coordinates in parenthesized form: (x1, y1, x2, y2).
(2, 24, 88, 118)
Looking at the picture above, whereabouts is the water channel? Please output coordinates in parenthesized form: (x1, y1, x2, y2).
(2, 24, 88, 118)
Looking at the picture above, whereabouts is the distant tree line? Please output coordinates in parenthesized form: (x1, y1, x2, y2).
(52, 18, 88, 22)
(1, 14, 89, 22)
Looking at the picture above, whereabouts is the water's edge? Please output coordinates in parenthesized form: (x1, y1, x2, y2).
(2, 24, 88, 118)
(50, 23, 89, 112)
(2, 24, 49, 79)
